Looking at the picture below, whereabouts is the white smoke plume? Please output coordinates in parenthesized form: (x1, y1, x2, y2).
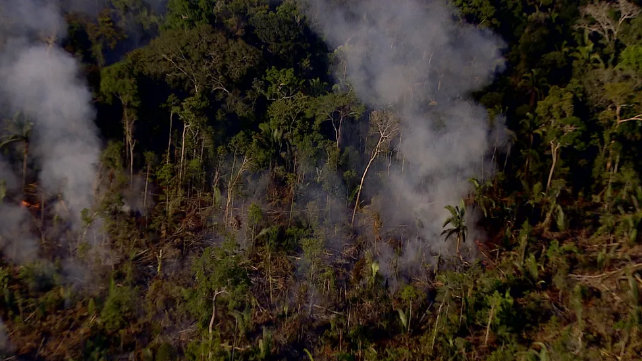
(303, 0, 505, 271)
(0, 0, 102, 279)
(0, 158, 39, 263)
(0, 0, 100, 228)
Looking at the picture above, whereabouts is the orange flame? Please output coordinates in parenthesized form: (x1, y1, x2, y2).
(21, 200, 40, 210)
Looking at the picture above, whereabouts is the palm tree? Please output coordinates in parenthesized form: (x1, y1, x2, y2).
(441, 200, 467, 255)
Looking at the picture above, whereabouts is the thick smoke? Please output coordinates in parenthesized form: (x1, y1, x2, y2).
(0, 0, 103, 281)
(0, 158, 39, 263)
(0, 0, 100, 227)
(304, 0, 505, 270)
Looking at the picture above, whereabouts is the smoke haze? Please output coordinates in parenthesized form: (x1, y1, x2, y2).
(0, 45, 100, 219)
(0, 0, 100, 258)
(303, 0, 505, 271)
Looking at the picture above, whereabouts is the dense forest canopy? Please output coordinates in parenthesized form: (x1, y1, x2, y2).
(1, 0, 642, 360)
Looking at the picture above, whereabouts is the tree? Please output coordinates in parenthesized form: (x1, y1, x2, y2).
(175, 95, 210, 185)
(262, 67, 303, 101)
(101, 60, 140, 184)
(189, 241, 249, 349)
(449, 0, 498, 28)
(224, 134, 252, 227)
(134, 25, 259, 96)
(534, 85, 583, 192)
(314, 90, 364, 149)
(84, 8, 127, 65)
(256, 68, 312, 172)
(249, 1, 306, 64)
(578, 0, 640, 48)
(163, 94, 181, 165)
(101, 279, 137, 333)
(441, 200, 467, 255)
(163, 0, 214, 30)
(110, 0, 161, 33)
(351, 110, 399, 226)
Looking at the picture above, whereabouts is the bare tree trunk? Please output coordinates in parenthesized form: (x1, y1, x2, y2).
(121, 102, 136, 187)
(143, 163, 150, 212)
(179, 123, 188, 183)
(123, 106, 130, 176)
(332, 114, 344, 149)
(129, 137, 135, 186)
(288, 155, 298, 227)
(351, 147, 379, 226)
(268, 251, 273, 305)
(351, 110, 399, 226)
(431, 300, 444, 351)
(156, 249, 163, 274)
(399, 129, 405, 175)
(199, 139, 205, 193)
(167, 110, 173, 165)
(224, 155, 237, 226)
(123, 106, 130, 179)
(22, 141, 28, 190)
(224, 155, 249, 226)
(40, 191, 45, 245)
(546, 141, 561, 192)
(407, 300, 412, 333)
(484, 305, 495, 346)
(208, 289, 227, 361)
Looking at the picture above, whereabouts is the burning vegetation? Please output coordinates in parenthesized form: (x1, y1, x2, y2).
(1, 0, 642, 360)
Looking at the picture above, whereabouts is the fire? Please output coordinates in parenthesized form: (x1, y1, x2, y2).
(21, 200, 40, 209)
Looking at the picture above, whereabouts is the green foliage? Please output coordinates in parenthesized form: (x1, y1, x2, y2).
(155, 342, 175, 361)
(101, 279, 137, 333)
(18, 262, 56, 293)
(619, 45, 642, 74)
(101, 141, 125, 171)
(442, 200, 468, 254)
(134, 24, 260, 96)
(100, 60, 140, 108)
(263, 67, 303, 100)
(164, 0, 214, 30)
(0, 180, 6, 203)
(111, 0, 161, 31)
(186, 240, 250, 332)
(250, 2, 307, 64)
(300, 237, 324, 283)
(6, 0, 642, 359)
(449, 0, 498, 28)
(304, 348, 314, 361)
(248, 203, 263, 225)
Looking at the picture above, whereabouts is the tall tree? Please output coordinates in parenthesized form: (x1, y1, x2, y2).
(133, 25, 260, 97)
(534, 85, 583, 192)
(351, 110, 399, 226)
(314, 90, 364, 149)
(101, 59, 140, 184)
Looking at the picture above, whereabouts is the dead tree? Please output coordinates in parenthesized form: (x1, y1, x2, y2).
(351, 110, 400, 226)
(224, 153, 251, 227)
(578, 0, 640, 45)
